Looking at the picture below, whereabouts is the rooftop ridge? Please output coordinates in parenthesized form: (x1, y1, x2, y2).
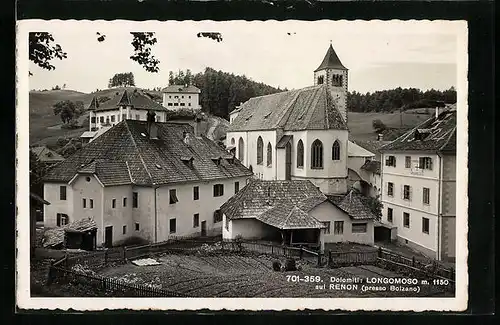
(124, 120, 153, 185)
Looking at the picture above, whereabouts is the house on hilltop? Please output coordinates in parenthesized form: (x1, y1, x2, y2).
(44, 112, 253, 247)
(220, 180, 375, 250)
(84, 89, 168, 142)
(226, 43, 350, 195)
(379, 107, 456, 261)
(161, 84, 202, 111)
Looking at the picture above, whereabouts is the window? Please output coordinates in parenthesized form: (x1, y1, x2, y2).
(193, 186, 199, 200)
(157, 116, 161, 122)
(403, 185, 411, 200)
(256, 137, 263, 165)
(423, 187, 430, 205)
(225, 217, 229, 231)
(334, 221, 344, 235)
(188, 103, 191, 106)
(132, 192, 138, 208)
(405, 156, 411, 168)
(100, 116, 104, 123)
(90, 199, 94, 209)
(387, 207, 393, 223)
(168, 103, 173, 106)
(135, 223, 140, 231)
(169, 95, 172, 98)
(234, 181, 240, 193)
(419, 157, 433, 170)
(169, 189, 178, 204)
(213, 184, 224, 197)
(122, 225, 127, 235)
(422, 217, 430, 234)
(385, 155, 396, 167)
(332, 140, 340, 161)
(352, 223, 367, 233)
(112, 199, 116, 208)
(238, 137, 245, 162)
(122, 114, 126, 121)
(56, 213, 69, 227)
(266, 143, 272, 166)
(82, 198, 86, 208)
(317, 75, 324, 85)
(59, 186, 67, 200)
(110, 115, 115, 123)
(403, 212, 410, 228)
(387, 182, 394, 197)
(91, 116, 96, 123)
(193, 213, 199, 228)
(322, 221, 331, 234)
(123, 197, 127, 207)
(213, 210, 223, 223)
(311, 139, 323, 169)
(135, 114, 140, 120)
(296, 140, 304, 168)
(169, 218, 176, 233)
(332, 74, 343, 87)
(174, 103, 178, 106)
(182, 96, 184, 98)
(180, 103, 185, 106)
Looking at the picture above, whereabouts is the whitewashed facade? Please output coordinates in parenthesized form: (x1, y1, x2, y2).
(161, 85, 201, 111)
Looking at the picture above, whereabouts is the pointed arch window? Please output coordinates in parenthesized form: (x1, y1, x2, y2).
(332, 140, 341, 161)
(238, 137, 244, 162)
(266, 142, 272, 167)
(230, 138, 235, 145)
(297, 140, 304, 168)
(317, 75, 324, 85)
(256, 136, 263, 165)
(311, 140, 323, 169)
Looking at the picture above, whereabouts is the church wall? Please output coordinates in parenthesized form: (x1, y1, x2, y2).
(247, 130, 278, 180)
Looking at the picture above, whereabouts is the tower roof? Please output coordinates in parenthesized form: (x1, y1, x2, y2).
(314, 43, 347, 72)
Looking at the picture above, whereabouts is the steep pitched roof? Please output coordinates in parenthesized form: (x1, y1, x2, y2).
(327, 190, 376, 220)
(43, 120, 253, 186)
(87, 96, 99, 111)
(348, 140, 376, 158)
(94, 89, 167, 112)
(380, 109, 456, 152)
(228, 85, 347, 132)
(31, 146, 65, 163)
(314, 44, 347, 72)
(257, 205, 324, 230)
(161, 85, 201, 94)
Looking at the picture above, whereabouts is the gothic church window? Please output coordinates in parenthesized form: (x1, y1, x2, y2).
(311, 140, 323, 169)
(332, 75, 343, 87)
(296, 140, 304, 168)
(238, 137, 245, 162)
(317, 75, 324, 85)
(267, 142, 272, 167)
(332, 140, 341, 161)
(256, 136, 263, 165)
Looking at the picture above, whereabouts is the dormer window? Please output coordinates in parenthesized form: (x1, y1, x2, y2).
(181, 156, 194, 168)
(415, 129, 431, 141)
(226, 158, 234, 164)
(212, 158, 221, 166)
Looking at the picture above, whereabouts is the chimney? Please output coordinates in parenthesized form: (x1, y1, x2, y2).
(194, 113, 204, 138)
(435, 106, 439, 119)
(377, 133, 383, 141)
(146, 111, 158, 139)
(182, 131, 190, 144)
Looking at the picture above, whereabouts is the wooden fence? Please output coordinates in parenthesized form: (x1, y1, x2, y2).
(328, 249, 379, 267)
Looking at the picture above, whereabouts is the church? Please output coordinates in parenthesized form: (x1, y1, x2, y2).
(226, 43, 350, 195)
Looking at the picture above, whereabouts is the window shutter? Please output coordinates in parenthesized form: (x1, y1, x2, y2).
(393, 156, 396, 167)
(401, 185, 404, 199)
(57, 214, 61, 227)
(419, 157, 423, 169)
(409, 186, 413, 201)
(429, 158, 433, 170)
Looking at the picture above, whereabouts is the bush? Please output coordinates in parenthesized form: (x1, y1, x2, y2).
(372, 119, 387, 133)
(272, 260, 281, 272)
(61, 119, 81, 129)
(284, 258, 297, 272)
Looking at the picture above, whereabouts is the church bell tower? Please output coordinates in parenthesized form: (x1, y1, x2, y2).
(314, 42, 348, 123)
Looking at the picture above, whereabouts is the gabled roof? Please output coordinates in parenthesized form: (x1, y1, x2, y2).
(87, 97, 99, 111)
(327, 190, 376, 220)
(31, 146, 65, 163)
(348, 140, 375, 158)
(43, 120, 253, 186)
(276, 135, 293, 149)
(161, 85, 201, 94)
(380, 109, 456, 152)
(93, 89, 167, 112)
(228, 85, 347, 132)
(314, 44, 347, 72)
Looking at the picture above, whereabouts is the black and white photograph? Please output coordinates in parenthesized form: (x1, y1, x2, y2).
(17, 19, 468, 311)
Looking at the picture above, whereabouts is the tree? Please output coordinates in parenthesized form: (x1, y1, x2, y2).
(29, 150, 46, 197)
(372, 119, 387, 133)
(108, 72, 136, 88)
(53, 100, 84, 124)
(29, 32, 160, 75)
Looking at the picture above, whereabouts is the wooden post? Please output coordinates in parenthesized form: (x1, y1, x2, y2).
(317, 252, 321, 267)
(123, 246, 127, 262)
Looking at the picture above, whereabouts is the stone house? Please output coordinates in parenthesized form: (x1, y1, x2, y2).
(161, 84, 201, 111)
(226, 44, 350, 195)
(380, 108, 456, 261)
(43, 112, 253, 247)
(220, 180, 375, 251)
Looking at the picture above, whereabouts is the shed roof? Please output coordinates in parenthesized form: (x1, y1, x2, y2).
(327, 190, 376, 220)
(31, 146, 65, 163)
(348, 140, 375, 158)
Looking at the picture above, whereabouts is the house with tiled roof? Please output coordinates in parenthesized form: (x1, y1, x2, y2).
(44, 112, 253, 247)
(86, 89, 168, 138)
(220, 180, 375, 250)
(161, 84, 201, 111)
(379, 108, 457, 261)
(226, 43, 350, 195)
(31, 146, 65, 164)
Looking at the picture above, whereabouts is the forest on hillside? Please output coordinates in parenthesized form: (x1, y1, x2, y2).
(169, 68, 286, 118)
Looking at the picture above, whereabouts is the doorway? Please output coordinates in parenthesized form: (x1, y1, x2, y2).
(285, 142, 292, 180)
(104, 226, 113, 248)
(201, 221, 207, 237)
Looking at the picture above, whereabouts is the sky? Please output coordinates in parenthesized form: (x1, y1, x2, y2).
(26, 20, 462, 94)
